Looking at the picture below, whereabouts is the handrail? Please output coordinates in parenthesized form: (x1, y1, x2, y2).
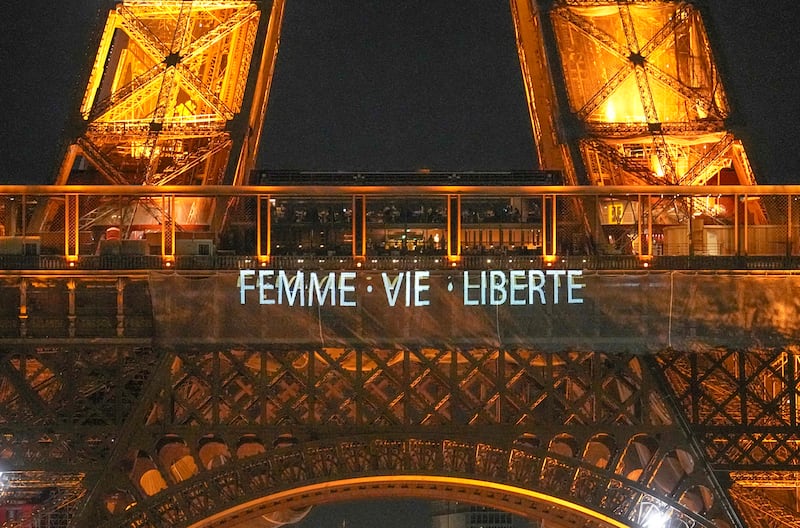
(0, 183, 799, 197)
(0, 254, 798, 272)
(2, 184, 798, 269)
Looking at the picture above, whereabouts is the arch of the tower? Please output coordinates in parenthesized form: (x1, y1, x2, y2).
(99, 433, 734, 528)
(66, 336, 747, 528)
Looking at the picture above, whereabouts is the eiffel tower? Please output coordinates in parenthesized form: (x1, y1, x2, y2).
(0, 2, 797, 528)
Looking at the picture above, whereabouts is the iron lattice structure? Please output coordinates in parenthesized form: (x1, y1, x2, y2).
(33, 0, 267, 235)
(3, 1, 798, 528)
(0, 328, 766, 528)
(546, 2, 756, 189)
(0, 306, 798, 528)
(511, 0, 766, 248)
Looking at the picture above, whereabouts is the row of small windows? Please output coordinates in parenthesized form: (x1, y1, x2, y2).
(468, 510, 513, 526)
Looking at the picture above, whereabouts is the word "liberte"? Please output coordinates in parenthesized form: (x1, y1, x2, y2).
(238, 269, 585, 307)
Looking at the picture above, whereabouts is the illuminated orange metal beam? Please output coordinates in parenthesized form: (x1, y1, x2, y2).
(508, 0, 573, 178)
(233, 0, 287, 186)
(186, 475, 633, 528)
(4, 184, 800, 197)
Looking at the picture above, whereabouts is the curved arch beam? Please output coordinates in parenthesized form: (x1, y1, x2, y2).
(191, 476, 631, 528)
(101, 437, 728, 528)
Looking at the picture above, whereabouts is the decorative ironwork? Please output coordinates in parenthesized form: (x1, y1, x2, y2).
(0, 334, 769, 528)
(3, 1, 798, 527)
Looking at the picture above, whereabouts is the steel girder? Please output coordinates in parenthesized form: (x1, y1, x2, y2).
(1, 336, 798, 527)
(0, 344, 738, 528)
(34, 1, 263, 236)
(547, 1, 757, 192)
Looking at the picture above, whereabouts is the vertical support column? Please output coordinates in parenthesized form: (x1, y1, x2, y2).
(447, 194, 461, 264)
(67, 280, 77, 338)
(257, 195, 271, 264)
(542, 194, 557, 262)
(352, 195, 366, 263)
(637, 194, 643, 256)
(161, 195, 175, 267)
(688, 197, 694, 257)
(647, 195, 653, 256)
(21, 193, 27, 237)
(541, 194, 548, 258)
(734, 193, 740, 256)
(638, 194, 653, 266)
(65, 194, 80, 267)
(787, 194, 793, 257)
(744, 194, 749, 256)
(116, 278, 125, 338)
(18, 279, 27, 338)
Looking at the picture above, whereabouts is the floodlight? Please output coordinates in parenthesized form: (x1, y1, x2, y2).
(642, 507, 670, 528)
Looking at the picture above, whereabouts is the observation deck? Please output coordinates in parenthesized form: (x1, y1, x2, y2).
(1, 173, 798, 272)
(0, 174, 797, 352)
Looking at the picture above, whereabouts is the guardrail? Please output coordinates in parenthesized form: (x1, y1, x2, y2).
(1, 254, 799, 272)
(0, 184, 799, 271)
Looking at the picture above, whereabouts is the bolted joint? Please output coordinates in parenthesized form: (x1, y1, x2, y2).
(628, 51, 646, 67)
(164, 52, 182, 67)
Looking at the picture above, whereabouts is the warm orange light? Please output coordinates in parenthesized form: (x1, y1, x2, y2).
(187, 475, 630, 528)
(59, 1, 262, 189)
(547, 3, 759, 189)
(638, 255, 654, 268)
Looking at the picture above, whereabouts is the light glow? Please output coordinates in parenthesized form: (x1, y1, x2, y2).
(186, 475, 633, 528)
(642, 506, 671, 528)
(549, 3, 759, 188)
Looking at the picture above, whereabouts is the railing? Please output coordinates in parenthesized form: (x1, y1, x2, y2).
(1, 254, 799, 272)
(0, 183, 799, 271)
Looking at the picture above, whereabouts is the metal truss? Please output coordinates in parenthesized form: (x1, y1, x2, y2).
(729, 485, 800, 528)
(99, 435, 732, 528)
(5, 1, 795, 527)
(0, 272, 797, 527)
(36, 1, 262, 235)
(0, 338, 746, 528)
(74, 1, 260, 186)
(656, 349, 800, 471)
(548, 1, 756, 191)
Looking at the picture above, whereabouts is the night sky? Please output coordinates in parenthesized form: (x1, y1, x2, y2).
(0, 1, 799, 185)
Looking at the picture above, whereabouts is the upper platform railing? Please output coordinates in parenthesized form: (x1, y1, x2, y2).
(1, 178, 799, 271)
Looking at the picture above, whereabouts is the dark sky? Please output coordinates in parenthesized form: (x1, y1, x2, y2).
(0, 1, 798, 185)
(258, 0, 535, 172)
(1, 1, 799, 185)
